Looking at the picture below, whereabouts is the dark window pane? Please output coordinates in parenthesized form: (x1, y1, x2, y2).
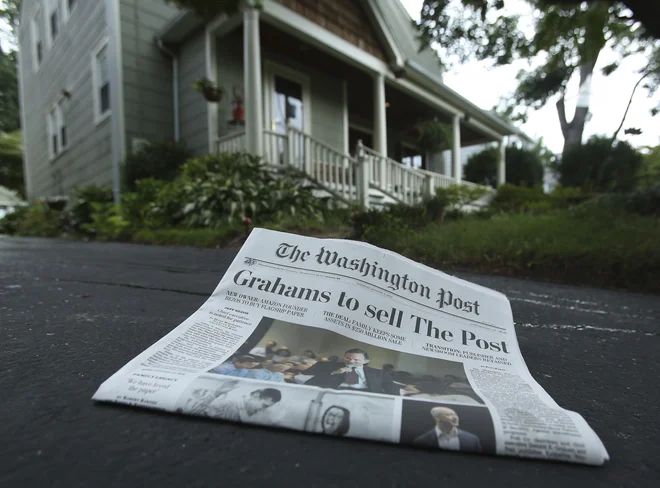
(52, 134, 58, 155)
(61, 126, 67, 148)
(36, 42, 42, 63)
(51, 12, 58, 40)
(100, 83, 110, 114)
(69, 0, 77, 10)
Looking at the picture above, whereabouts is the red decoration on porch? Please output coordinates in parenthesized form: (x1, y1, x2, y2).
(232, 86, 245, 122)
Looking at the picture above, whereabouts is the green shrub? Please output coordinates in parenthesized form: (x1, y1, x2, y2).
(160, 153, 325, 228)
(0, 205, 28, 234)
(11, 202, 64, 237)
(61, 185, 114, 236)
(122, 139, 192, 191)
(555, 136, 644, 193)
(82, 202, 131, 241)
(489, 184, 548, 213)
(464, 145, 545, 188)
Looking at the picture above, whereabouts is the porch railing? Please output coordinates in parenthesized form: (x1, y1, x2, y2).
(214, 128, 493, 208)
(362, 146, 429, 206)
(216, 130, 246, 154)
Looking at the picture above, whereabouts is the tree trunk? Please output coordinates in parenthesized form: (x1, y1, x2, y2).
(557, 61, 597, 157)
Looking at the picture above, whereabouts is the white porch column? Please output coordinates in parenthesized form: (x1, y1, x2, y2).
(498, 137, 507, 186)
(452, 114, 462, 183)
(373, 73, 387, 156)
(244, 6, 263, 157)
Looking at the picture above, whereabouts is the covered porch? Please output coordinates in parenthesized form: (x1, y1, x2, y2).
(207, 1, 509, 206)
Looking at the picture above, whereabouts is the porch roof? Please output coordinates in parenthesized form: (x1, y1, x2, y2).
(157, 1, 532, 144)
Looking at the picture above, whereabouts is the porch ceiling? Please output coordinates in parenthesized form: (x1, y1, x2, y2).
(256, 22, 495, 148)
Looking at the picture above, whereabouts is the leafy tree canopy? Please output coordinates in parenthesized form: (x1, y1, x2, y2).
(464, 143, 545, 188)
(416, 1, 660, 153)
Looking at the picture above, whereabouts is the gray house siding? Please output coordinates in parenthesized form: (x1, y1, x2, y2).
(178, 29, 209, 155)
(119, 0, 180, 152)
(215, 28, 243, 141)
(19, 0, 113, 198)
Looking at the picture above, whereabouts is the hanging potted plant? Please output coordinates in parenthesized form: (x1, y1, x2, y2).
(193, 78, 224, 103)
(416, 119, 453, 154)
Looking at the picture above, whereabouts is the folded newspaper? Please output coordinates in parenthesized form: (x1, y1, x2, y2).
(93, 228, 609, 465)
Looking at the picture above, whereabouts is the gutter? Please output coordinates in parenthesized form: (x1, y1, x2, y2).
(156, 37, 180, 142)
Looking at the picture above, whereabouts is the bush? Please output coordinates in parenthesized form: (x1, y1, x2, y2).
(122, 139, 192, 191)
(464, 145, 545, 188)
(0, 205, 28, 234)
(9, 202, 64, 237)
(61, 185, 114, 236)
(555, 136, 644, 192)
(489, 184, 548, 213)
(159, 153, 326, 228)
(82, 202, 131, 241)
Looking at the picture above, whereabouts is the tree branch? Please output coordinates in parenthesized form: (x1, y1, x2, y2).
(610, 69, 652, 146)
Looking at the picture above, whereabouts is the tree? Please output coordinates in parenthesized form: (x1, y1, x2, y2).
(0, 130, 24, 197)
(464, 144, 545, 188)
(636, 144, 660, 189)
(415, 1, 660, 156)
(554, 135, 643, 192)
(0, 46, 19, 132)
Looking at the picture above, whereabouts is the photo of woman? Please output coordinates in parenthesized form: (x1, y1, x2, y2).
(321, 405, 351, 436)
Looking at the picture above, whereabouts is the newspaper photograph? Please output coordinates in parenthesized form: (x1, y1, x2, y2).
(92, 228, 610, 466)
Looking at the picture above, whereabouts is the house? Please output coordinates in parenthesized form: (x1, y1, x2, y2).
(18, 0, 530, 207)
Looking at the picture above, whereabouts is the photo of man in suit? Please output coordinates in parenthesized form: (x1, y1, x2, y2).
(413, 406, 482, 453)
(301, 348, 401, 395)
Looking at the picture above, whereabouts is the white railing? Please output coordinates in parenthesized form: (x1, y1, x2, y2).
(284, 127, 359, 203)
(216, 131, 246, 154)
(215, 128, 493, 208)
(362, 146, 427, 205)
(420, 169, 455, 190)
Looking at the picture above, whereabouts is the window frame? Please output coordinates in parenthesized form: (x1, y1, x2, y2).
(45, 0, 61, 48)
(47, 99, 68, 161)
(31, 7, 43, 72)
(91, 37, 111, 125)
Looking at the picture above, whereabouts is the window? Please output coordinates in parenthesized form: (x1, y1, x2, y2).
(46, 0, 60, 45)
(48, 100, 67, 160)
(31, 10, 43, 71)
(92, 39, 111, 123)
(62, 0, 77, 23)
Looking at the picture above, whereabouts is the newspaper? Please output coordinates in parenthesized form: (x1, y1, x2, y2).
(93, 228, 609, 465)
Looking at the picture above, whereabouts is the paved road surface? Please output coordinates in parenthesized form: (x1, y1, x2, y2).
(1, 237, 659, 487)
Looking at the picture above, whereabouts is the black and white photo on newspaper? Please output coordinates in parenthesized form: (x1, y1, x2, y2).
(93, 228, 609, 466)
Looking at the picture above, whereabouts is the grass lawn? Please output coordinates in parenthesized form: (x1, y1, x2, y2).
(361, 210, 660, 294)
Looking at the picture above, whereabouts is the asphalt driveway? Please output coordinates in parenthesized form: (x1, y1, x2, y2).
(1, 236, 658, 487)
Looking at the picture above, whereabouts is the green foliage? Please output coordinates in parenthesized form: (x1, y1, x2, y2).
(359, 208, 660, 294)
(0, 130, 24, 196)
(437, 184, 491, 208)
(415, 1, 660, 151)
(7, 202, 63, 237)
(122, 139, 192, 191)
(0, 204, 27, 234)
(0, 47, 19, 132)
(637, 145, 660, 189)
(159, 153, 325, 228)
(81, 202, 132, 242)
(416, 119, 453, 153)
(489, 183, 547, 213)
(464, 144, 546, 188)
(555, 135, 644, 192)
(61, 185, 114, 236)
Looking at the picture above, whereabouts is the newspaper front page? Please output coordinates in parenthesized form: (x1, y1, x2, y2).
(93, 228, 609, 465)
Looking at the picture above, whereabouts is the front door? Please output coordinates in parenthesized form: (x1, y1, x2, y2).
(264, 64, 310, 167)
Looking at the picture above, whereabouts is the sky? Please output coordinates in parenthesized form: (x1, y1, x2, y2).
(400, 0, 660, 154)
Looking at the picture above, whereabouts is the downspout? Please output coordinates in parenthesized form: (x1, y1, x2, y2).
(156, 37, 180, 142)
